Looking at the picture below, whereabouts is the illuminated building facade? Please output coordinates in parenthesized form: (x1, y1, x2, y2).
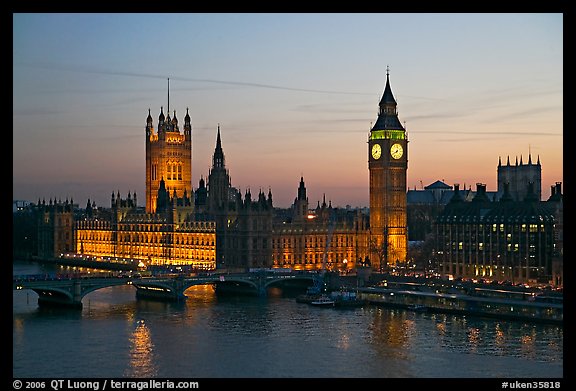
(368, 69, 408, 270)
(145, 104, 193, 214)
(70, 104, 216, 269)
(270, 177, 370, 271)
(435, 182, 562, 284)
(75, 187, 216, 268)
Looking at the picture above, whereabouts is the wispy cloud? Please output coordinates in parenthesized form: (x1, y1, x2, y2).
(17, 62, 373, 96)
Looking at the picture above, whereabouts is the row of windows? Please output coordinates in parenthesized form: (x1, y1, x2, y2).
(448, 242, 542, 252)
(272, 235, 358, 247)
(150, 163, 184, 181)
(438, 223, 549, 233)
(166, 163, 183, 181)
(273, 252, 353, 264)
(77, 232, 215, 246)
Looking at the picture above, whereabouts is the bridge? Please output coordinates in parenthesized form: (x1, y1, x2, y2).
(13, 271, 323, 309)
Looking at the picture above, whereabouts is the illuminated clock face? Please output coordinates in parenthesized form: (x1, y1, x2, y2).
(371, 143, 382, 160)
(390, 143, 403, 159)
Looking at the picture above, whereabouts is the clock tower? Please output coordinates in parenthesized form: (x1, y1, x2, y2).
(368, 68, 408, 271)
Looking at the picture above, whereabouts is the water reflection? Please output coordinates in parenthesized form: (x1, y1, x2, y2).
(125, 320, 158, 377)
(13, 261, 563, 378)
(368, 308, 413, 377)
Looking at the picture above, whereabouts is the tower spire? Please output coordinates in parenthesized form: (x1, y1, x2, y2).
(167, 78, 170, 114)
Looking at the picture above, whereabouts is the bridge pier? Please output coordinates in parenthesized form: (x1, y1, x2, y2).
(37, 294, 83, 309)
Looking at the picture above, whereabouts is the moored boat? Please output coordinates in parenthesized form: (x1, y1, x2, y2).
(332, 290, 366, 308)
(310, 295, 335, 307)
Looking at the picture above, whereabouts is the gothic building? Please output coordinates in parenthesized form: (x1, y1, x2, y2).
(145, 104, 193, 214)
(270, 177, 370, 271)
(37, 198, 75, 258)
(27, 74, 561, 281)
(368, 69, 408, 270)
(497, 154, 542, 201)
(70, 105, 216, 269)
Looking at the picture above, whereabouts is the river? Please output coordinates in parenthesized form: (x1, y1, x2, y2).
(12, 261, 563, 379)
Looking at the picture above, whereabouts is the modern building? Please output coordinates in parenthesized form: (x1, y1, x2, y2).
(435, 181, 562, 285)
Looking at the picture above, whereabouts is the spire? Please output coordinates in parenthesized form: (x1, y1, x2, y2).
(167, 77, 170, 114)
(297, 176, 307, 201)
(379, 65, 397, 107)
(147, 108, 153, 125)
(371, 67, 404, 132)
(212, 124, 225, 169)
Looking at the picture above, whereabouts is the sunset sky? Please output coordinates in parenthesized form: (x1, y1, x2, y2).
(13, 13, 563, 208)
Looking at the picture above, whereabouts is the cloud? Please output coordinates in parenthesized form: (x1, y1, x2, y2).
(18, 61, 373, 96)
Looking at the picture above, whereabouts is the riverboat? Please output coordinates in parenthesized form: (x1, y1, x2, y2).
(310, 295, 335, 307)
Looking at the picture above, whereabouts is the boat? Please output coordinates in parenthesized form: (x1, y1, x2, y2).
(296, 283, 323, 304)
(310, 295, 335, 307)
(333, 291, 367, 308)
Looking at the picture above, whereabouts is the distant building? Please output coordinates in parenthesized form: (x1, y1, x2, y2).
(435, 181, 562, 285)
(37, 198, 75, 259)
(25, 77, 561, 282)
(270, 177, 370, 271)
(497, 154, 542, 201)
(407, 180, 501, 242)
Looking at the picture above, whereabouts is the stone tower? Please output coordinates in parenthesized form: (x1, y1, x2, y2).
(367, 68, 408, 271)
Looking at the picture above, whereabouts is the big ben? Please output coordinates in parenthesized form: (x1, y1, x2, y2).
(368, 68, 408, 271)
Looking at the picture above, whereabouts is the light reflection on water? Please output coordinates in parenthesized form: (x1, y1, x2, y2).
(126, 320, 157, 378)
(13, 262, 563, 378)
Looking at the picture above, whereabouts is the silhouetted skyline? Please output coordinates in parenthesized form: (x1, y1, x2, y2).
(13, 13, 563, 208)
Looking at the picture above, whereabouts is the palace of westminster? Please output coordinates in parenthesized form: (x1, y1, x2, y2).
(15, 72, 563, 287)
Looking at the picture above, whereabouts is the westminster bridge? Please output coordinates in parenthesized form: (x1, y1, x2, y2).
(13, 271, 323, 309)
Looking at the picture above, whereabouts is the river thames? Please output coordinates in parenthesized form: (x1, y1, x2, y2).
(13, 261, 563, 380)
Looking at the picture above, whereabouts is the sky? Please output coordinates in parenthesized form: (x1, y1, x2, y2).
(13, 13, 563, 208)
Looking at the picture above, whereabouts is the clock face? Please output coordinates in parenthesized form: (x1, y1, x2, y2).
(371, 143, 382, 160)
(390, 143, 403, 159)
